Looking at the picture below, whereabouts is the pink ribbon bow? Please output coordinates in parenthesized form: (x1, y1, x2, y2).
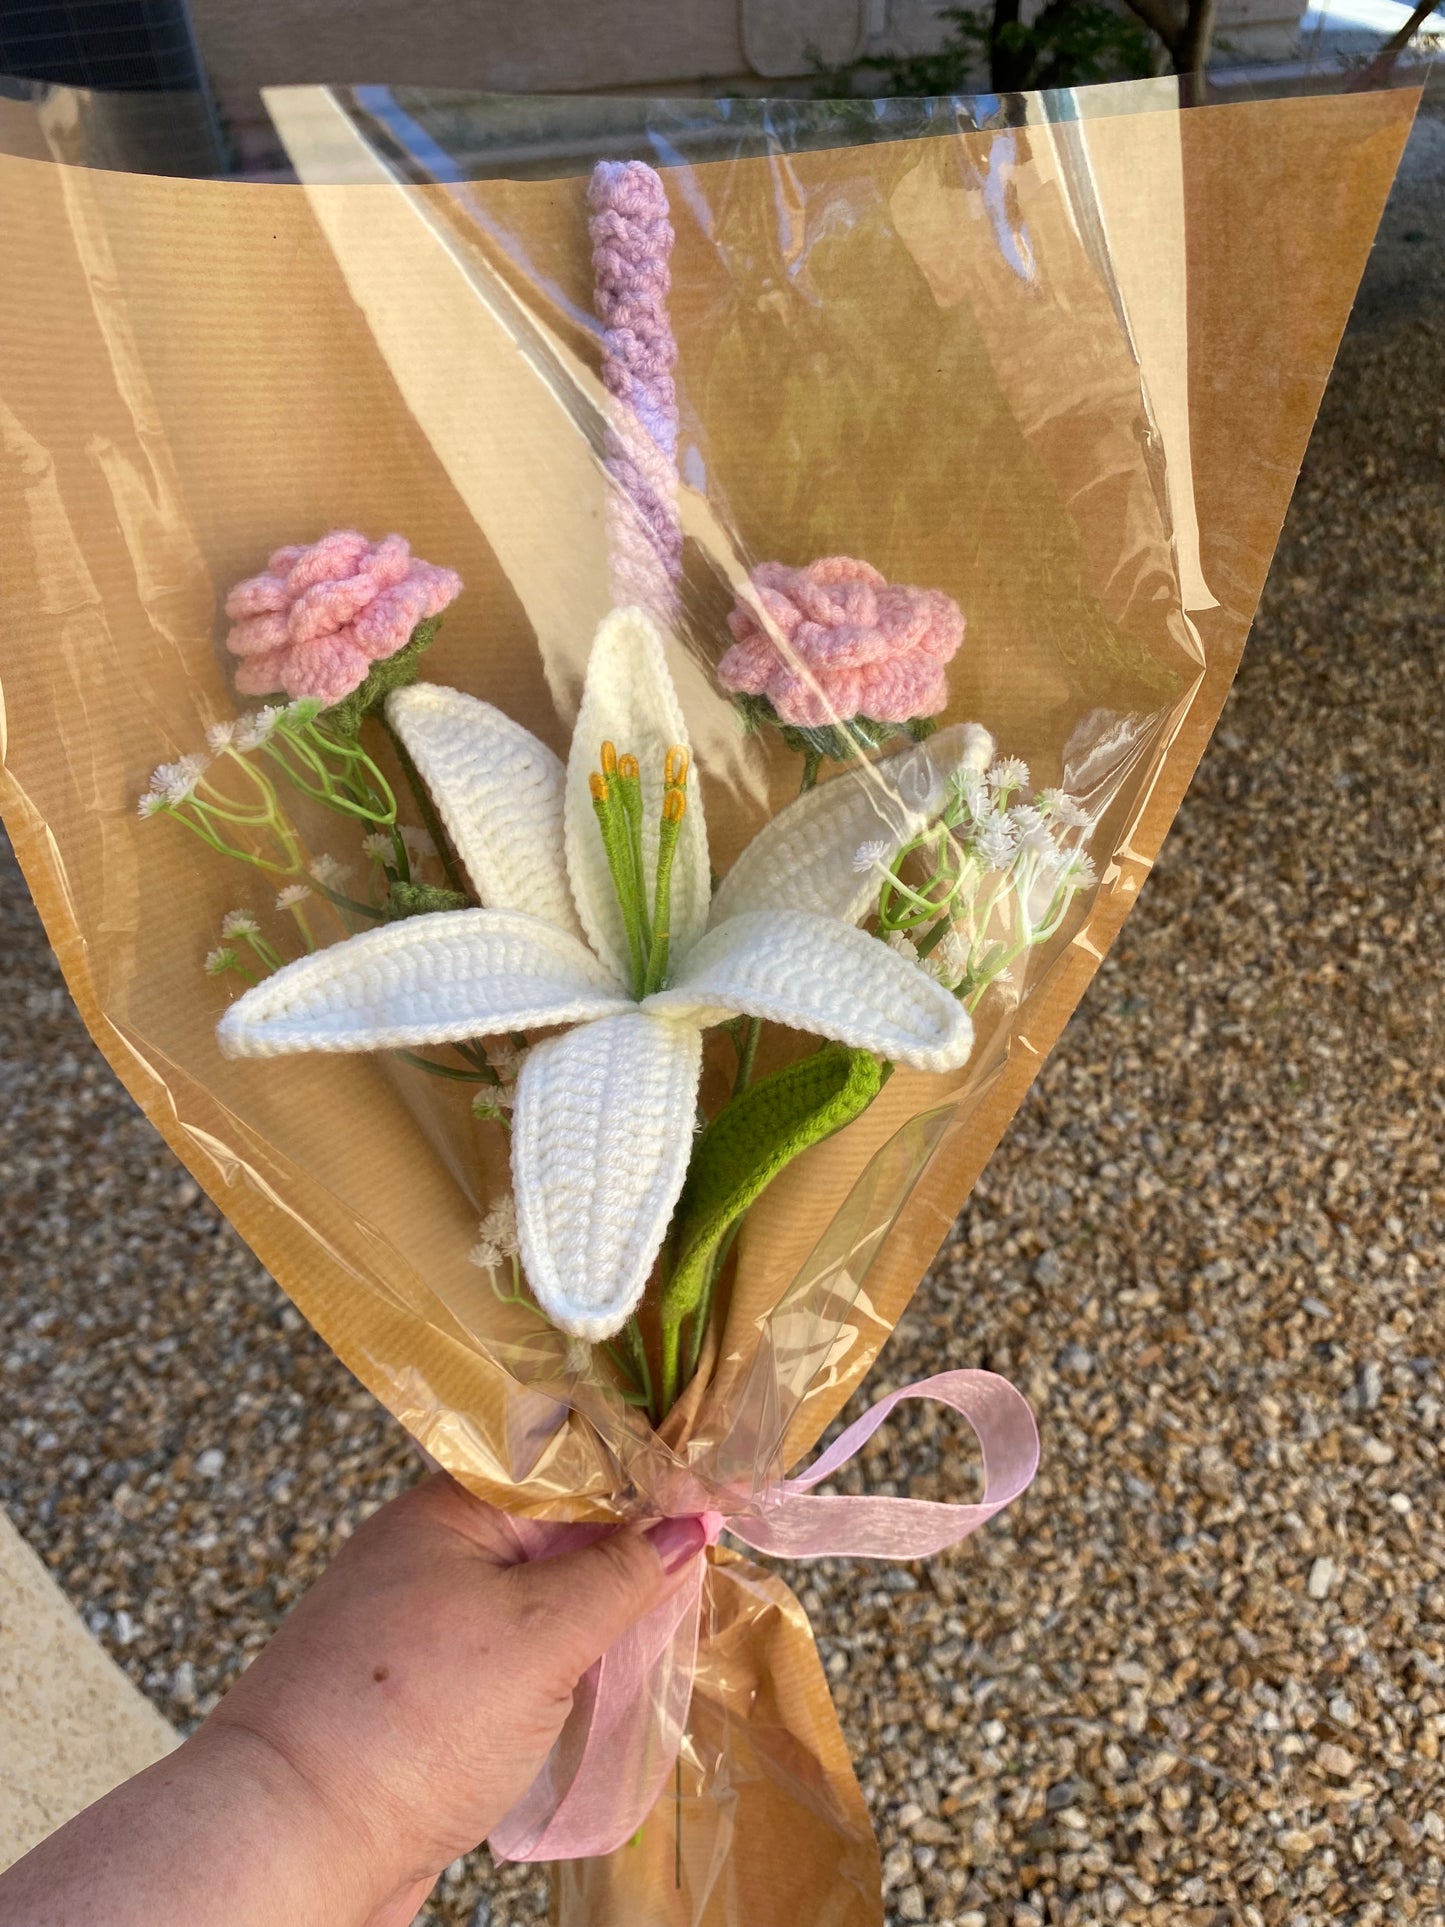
(488, 1369, 1038, 1862)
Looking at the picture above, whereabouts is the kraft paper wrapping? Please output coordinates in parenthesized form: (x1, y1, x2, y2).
(0, 80, 1414, 1927)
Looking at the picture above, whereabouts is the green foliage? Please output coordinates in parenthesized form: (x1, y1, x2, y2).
(382, 879, 472, 921)
(325, 615, 443, 739)
(661, 1044, 887, 1339)
(817, 1, 1156, 97)
(735, 691, 937, 780)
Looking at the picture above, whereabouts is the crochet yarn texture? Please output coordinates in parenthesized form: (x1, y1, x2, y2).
(216, 608, 976, 1339)
(225, 529, 461, 706)
(588, 160, 681, 626)
(719, 555, 965, 729)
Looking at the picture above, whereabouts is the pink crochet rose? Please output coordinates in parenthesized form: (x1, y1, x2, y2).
(719, 556, 964, 731)
(224, 530, 462, 707)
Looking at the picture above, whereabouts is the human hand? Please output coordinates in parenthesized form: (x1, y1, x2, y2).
(0, 1474, 705, 1927)
(205, 1473, 706, 1924)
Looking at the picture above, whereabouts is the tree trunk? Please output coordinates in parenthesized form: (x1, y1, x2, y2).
(989, 0, 1032, 92)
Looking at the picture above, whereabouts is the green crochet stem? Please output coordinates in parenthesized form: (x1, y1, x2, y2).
(657, 1043, 887, 1412)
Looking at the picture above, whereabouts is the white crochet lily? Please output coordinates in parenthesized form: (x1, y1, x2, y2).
(218, 607, 978, 1339)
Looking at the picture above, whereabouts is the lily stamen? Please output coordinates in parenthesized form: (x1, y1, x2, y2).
(615, 751, 648, 960)
(644, 783, 687, 996)
(591, 759, 650, 994)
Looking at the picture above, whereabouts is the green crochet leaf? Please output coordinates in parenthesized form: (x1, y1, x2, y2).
(732, 692, 937, 765)
(661, 1044, 887, 1329)
(324, 615, 443, 739)
(382, 879, 472, 921)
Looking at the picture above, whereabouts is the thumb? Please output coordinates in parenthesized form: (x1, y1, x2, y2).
(509, 1516, 709, 1677)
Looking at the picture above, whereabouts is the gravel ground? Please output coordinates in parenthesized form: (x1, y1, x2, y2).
(2, 94, 1442, 1927)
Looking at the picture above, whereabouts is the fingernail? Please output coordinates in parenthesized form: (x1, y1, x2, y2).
(645, 1515, 707, 1576)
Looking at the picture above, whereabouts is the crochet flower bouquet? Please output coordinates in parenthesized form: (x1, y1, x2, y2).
(0, 79, 1414, 1927)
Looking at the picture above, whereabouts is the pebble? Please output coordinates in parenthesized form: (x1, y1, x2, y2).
(3, 94, 1444, 1927)
(1307, 1556, 1337, 1600)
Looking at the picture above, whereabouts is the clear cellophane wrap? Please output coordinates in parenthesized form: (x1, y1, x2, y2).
(0, 74, 1415, 1927)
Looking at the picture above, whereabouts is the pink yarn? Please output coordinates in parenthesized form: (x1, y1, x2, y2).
(589, 160, 680, 625)
(719, 557, 964, 730)
(224, 530, 462, 707)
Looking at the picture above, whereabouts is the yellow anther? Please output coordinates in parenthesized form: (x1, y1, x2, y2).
(618, 753, 640, 781)
(662, 789, 686, 824)
(665, 745, 690, 788)
(589, 771, 609, 803)
(600, 741, 619, 776)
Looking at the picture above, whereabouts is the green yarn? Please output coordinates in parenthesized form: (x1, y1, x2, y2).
(732, 691, 937, 777)
(658, 1044, 886, 1404)
(382, 880, 471, 921)
(325, 615, 443, 739)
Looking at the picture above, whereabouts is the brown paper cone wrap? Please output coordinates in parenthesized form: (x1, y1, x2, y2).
(0, 81, 1414, 1926)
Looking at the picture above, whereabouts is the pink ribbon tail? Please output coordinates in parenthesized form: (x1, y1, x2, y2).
(488, 1369, 1038, 1863)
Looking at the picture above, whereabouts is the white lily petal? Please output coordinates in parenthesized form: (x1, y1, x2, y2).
(217, 910, 629, 1058)
(563, 606, 710, 985)
(511, 1011, 702, 1340)
(647, 907, 974, 1073)
(386, 684, 581, 939)
(710, 722, 991, 929)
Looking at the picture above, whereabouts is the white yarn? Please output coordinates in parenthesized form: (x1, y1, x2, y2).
(650, 907, 974, 1074)
(512, 1011, 702, 1338)
(217, 909, 627, 1058)
(387, 684, 580, 940)
(709, 722, 987, 931)
(562, 606, 709, 984)
(218, 607, 980, 1338)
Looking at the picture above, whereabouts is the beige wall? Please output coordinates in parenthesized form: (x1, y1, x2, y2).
(189, 0, 875, 95)
(191, 0, 1313, 104)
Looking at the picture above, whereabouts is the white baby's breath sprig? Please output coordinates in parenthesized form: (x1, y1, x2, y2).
(309, 854, 353, 889)
(874, 737, 1098, 1010)
(153, 754, 210, 805)
(1039, 787, 1092, 830)
(479, 1194, 519, 1258)
(203, 944, 257, 985)
(489, 1041, 526, 1087)
(300, 851, 386, 932)
(469, 1193, 543, 1319)
(987, 756, 1030, 798)
(274, 883, 317, 952)
(235, 707, 284, 753)
(140, 726, 305, 875)
(218, 908, 284, 975)
(852, 837, 892, 875)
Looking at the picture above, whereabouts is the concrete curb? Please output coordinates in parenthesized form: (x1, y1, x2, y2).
(0, 1509, 177, 1873)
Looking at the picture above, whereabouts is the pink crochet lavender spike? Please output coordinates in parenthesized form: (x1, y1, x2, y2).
(588, 160, 681, 627)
